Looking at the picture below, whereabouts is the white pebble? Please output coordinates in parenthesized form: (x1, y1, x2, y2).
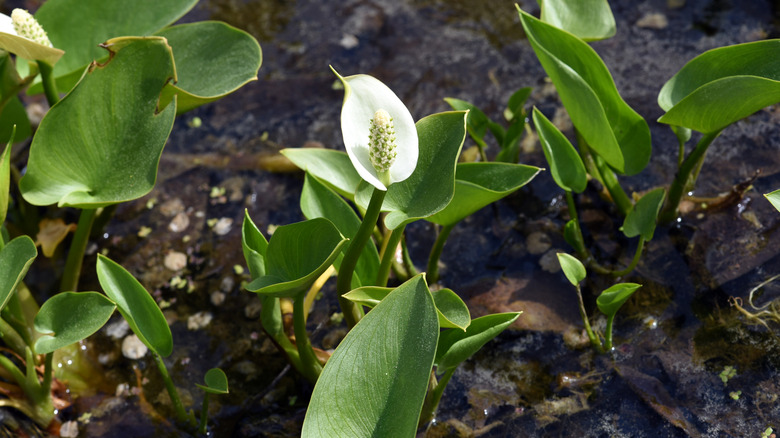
(187, 311, 213, 330)
(60, 421, 79, 438)
(122, 334, 148, 359)
(212, 217, 234, 236)
(105, 319, 130, 340)
(168, 212, 190, 232)
(164, 251, 188, 271)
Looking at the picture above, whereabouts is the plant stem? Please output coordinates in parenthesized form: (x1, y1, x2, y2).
(153, 353, 192, 426)
(60, 208, 97, 293)
(292, 294, 323, 383)
(376, 226, 404, 287)
(427, 224, 455, 284)
(604, 315, 615, 351)
(38, 61, 59, 107)
(659, 130, 721, 223)
(337, 187, 386, 328)
(575, 285, 604, 353)
(564, 191, 587, 259)
(0, 317, 28, 357)
(593, 156, 632, 216)
(198, 394, 210, 435)
(418, 367, 456, 427)
(401, 236, 418, 278)
(611, 238, 645, 277)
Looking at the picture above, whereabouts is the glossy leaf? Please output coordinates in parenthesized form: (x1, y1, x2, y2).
(33, 292, 116, 355)
(621, 188, 665, 241)
(355, 111, 468, 229)
(156, 21, 261, 114)
(0, 128, 12, 225)
(596, 283, 641, 318)
(0, 236, 37, 313)
(658, 40, 780, 133)
(301, 173, 379, 288)
(445, 97, 490, 141)
(427, 162, 540, 226)
(765, 189, 780, 213)
(20, 37, 176, 208)
(303, 275, 438, 437)
(0, 27, 63, 65)
(281, 148, 362, 200)
(533, 107, 587, 193)
(518, 8, 651, 175)
(35, 0, 196, 85)
(557, 253, 586, 286)
(97, 254, 172, 357)
(344, 285, 471, 330)
(246, 218, 347, 298)
(196, 368, 229, 395)
(540, 0, 616, 42)
(241, 210, 268, 278)
(435, 312, 520, 371)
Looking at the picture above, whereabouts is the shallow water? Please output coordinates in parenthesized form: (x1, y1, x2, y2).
(5, 0, 780, 436)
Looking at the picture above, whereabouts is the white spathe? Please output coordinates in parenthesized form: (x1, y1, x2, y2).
(333, 68, 418, 191)
(0, 13, 17, 37)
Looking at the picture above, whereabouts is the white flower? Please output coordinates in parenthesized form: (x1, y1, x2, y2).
(10, 9, 52, 47)
(0, 9, 62, 64)
(333, 67, 418, 191)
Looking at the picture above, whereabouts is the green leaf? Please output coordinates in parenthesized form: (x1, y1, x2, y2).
(434, 312, 520, 372)
(96, 254, 172, 357)
(658, 40, 780, 133)
(19, 37, 176, 208)
(281, 148, 362, 200)
(444, 97, 490, 141)
(431, 288, 471, 331)
(301, 173, 379, 288)
(302, 275, 439, 438)
(563, 219, 585, 253)
(765, 189, 780, 213)
(355, 111, 468, 229)
(557, 253, 586, 286)
(241, 210, 268, 279)
(596, 283, 641, 318)
(540, 0, 616, 42)
(504, 87, 532, 122)
(0, 236, 37, 313)
(621, 188, 666, 241)
(0, 33, 63, 65)
(344, 285, 471, 330)
(35, 0, 197, 86)
(532, 107, 587, 193)
(246, 218, 347, 298)
(427, 162, 540, 226)
(0, 97, 31, 144)
(195, 368, 229, 395)
(156, 21, 261, 114)
(33, 292, 116, 355)
(518, 8, 651, 175)
(0, 128, 12, 225)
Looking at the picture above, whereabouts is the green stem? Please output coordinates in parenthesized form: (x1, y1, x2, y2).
(376, 226, 404, 287)
(38, 61, 59, 107)
(604, 315, 615, 351)
(401, 235, 418, 278)
(593, 156, 632, 216)
(611, 238, 645, 278)
(198, 394, 210, 435)
(337, 187, 386, 328)
(60, 208, 96, 293)
(575, 285, 604, 353)
(0, 317, 29, 357)
(419, 367, 456, 427)
(659, 130, 722, 223)
(564, 191, 587, 259)
(292, 294, 322, 383)
(426, 224, 455, 284)
(153, 353, 192, 426)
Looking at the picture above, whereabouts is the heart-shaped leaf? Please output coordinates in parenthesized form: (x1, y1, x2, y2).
(557, 253, 586, 286)
(156, 21, 261, 114)
(533, 107, 587, 193)
(301, 173, 379, 288)
(621, 188, 665, 241)
(20, 37, 176, 208)
(344, 285, 471, 330)
(97, 254, 172, 357)
(281, 148, 362, 200)
(427, 162, 540, 226)
(355, 111, 468, 229)
(33, 292, 116, 355)
(246, 218, 347, 298)
(434, 312, 520, 371)
(302, 275, 439, 438)
(34, 0, 196, 88)
(596, 283, 641, 318)
(195, 368, 229, 395)
(540, 0, 616, 42)
(0, 236, 37, 313)
(658, 40, 780, 134)
(518, 8, 651, 175)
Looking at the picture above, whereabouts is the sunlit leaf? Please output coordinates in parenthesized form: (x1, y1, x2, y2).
(435, 312, 520, 371)
(34, 292, 116, 355)
(0, 236, 37, 313)
(765, 189, 780, 213)
(621, 188, 665, 241)
(533, 107, 586, 193)
(557, 253, 586, 286)
(540, 0, 616, 41)
(596, 283, 641, 318)
(281, 148, 361, 200)
(195, 368, 229, 395)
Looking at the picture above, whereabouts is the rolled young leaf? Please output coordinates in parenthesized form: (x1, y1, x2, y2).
(435, 312, 520, 372)
(532, 107, 587, 193)
(596, 283, 641, 318)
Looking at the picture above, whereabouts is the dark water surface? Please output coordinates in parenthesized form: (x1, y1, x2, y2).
(8, 0, 780, 436)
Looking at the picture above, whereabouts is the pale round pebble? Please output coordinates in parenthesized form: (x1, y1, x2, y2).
(636, 13, 668, 29)
(212, 217, 234, 236)
(169, 212, 190, 232)
(539, 249, 563, 273)
(211, 291, 226, 306)
(526, 231, 552, 255)
(164, 251, 188, 271)
(187, 311, 213, 330)
(60, 421, 78, 438)
(105, 319, 130, 340)
(122, 334, 148, 359)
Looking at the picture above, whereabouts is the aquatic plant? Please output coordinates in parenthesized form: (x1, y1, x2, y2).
(0, 0, 259, 431)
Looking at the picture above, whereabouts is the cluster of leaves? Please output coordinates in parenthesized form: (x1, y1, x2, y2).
(0, 0, 259, 432)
